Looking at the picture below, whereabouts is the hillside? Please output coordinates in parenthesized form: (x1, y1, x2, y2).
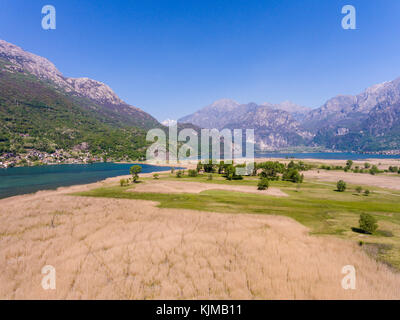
(307, 78, 400, 152)
(0, 40, 161, 162)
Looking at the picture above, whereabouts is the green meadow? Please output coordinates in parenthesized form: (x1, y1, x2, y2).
(75, 172, 400, 269)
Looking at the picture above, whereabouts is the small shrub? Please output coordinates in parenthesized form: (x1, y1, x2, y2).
(336, 180, 346, 192)
(153, 173, 159, 179)
(120, 178, 129, 187)
(355, 186, 362, 194)
(257, 178, 269, 190)
(188, 169, 198, 177)
(369, 165, 379, 175)
(176, 170, 184, 178)
(359, 213, 378, 234)
(364, 189, 370, 196)
(171, 167, 175, 174)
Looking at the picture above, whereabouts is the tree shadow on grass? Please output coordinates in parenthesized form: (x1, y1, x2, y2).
(351, 227, 370, 234)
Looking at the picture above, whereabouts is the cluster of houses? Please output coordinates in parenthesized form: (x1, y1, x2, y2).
(363, 150, 400, 156)
(0, 149, 103, 168)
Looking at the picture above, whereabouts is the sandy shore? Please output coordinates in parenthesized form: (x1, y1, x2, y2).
(1, 169, 400, 299)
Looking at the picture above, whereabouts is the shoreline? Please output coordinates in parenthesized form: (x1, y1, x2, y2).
(0, 165, 188, 202)
(2, 157, 400, 201)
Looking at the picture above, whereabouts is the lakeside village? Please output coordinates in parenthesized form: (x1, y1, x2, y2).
(0, 149, 106, 168)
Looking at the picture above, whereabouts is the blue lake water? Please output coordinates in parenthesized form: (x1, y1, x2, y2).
(0, 163, 173, 199)
(254, 152, 400, 160)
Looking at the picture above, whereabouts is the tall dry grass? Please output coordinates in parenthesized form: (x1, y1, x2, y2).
(0, 187, 400, 299)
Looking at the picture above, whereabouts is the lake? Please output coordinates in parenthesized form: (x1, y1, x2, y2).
(254, 152, 400, 160)
(0, 162, 173, 199)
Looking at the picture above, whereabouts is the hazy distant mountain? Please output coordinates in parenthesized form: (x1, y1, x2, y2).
(179, 100, 313, 150)
(261, 101, 311, 121)
(178, 98, 240, 129)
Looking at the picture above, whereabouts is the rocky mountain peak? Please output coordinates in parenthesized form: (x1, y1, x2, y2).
(0, 39, 66, 87)
(0, 39, 125, 106)
(66, 77, 124, 105)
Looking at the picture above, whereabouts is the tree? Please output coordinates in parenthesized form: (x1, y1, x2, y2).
(257, 178, 269, 190)
(336, 180, 346, 192)
(346, 160, 353, 168)
(258, 161, 285, 180)
(130, 165, 142, 182)
(364, 162, 371, 169)
(196, 161, 203, 173)
(282, 169, 303, 183)
(355, 186, 362, 194)
(359, 213, 378, 234)
(203, 160, 216, 173)
(364, 189, 370, 196)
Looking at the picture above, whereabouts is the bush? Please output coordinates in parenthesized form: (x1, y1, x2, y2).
(364, 189, 370, 196)
(355, 186, 362, 194)
(153, 173, 159, 179)
(224, 164, 243, 180)
(188, 169, 198, 177)
(120, 178, 129, 187)
(257, 178, 269, 190)
(171, 167, 175, 174)
(369, 165, 379, 175)
(336, 180, 346, 192)
(359, 213, 378, 234)
(176, 170, 184, 178)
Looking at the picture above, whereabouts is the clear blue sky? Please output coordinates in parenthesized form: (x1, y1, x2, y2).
(1, 0, 400, 121)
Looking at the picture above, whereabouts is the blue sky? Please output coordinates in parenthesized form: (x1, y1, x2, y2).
(1, 0, 400, 121)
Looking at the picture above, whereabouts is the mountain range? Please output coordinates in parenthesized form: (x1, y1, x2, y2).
(179, 79, 400, 152)
(0, 38, 399, 158)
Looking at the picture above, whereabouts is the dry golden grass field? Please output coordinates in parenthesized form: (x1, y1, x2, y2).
(1, 167, 400, 299)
